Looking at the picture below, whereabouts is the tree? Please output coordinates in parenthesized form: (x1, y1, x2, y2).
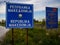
(41, 19, 45, 28)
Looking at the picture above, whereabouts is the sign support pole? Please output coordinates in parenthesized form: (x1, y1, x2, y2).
(12, 28, 14, 45)
(26, 28, 28, 45)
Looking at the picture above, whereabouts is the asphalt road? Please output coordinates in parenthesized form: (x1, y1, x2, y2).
(0, 26, 9, 41)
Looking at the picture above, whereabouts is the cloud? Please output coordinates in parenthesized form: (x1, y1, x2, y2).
(21, 0, 60, 11)
(33, 0, 60, 11)
(0, 4, 6, 14)
(46, 3, 60, 8)
(0, 0, 31, 3)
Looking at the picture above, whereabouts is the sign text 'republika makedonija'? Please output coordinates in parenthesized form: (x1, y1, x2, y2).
(46, 7, 58, 29)
(6, 3, 33, 28)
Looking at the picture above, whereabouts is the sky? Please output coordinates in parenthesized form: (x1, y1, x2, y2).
(0, 0, 60, 21)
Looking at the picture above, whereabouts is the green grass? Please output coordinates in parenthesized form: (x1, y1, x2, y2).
(2, 28, 60, 45)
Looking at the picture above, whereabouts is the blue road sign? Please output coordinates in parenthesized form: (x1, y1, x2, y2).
(46, 7, 58, 29)
(6, 3, 33, 28)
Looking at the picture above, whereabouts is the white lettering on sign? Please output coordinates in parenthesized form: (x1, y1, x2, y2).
(8, 9, 32, 13)
(10, 20, 30, 23)
(9, 24, 31, 27)
(8, 5, 32, 13)
(10, 5, 30, 9)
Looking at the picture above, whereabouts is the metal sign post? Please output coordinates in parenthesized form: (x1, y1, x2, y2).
(26, 28, 28, 45)
(12, 28, 14, 45)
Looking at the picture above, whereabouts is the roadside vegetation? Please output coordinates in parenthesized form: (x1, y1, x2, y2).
(0, 19, 60, 45)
